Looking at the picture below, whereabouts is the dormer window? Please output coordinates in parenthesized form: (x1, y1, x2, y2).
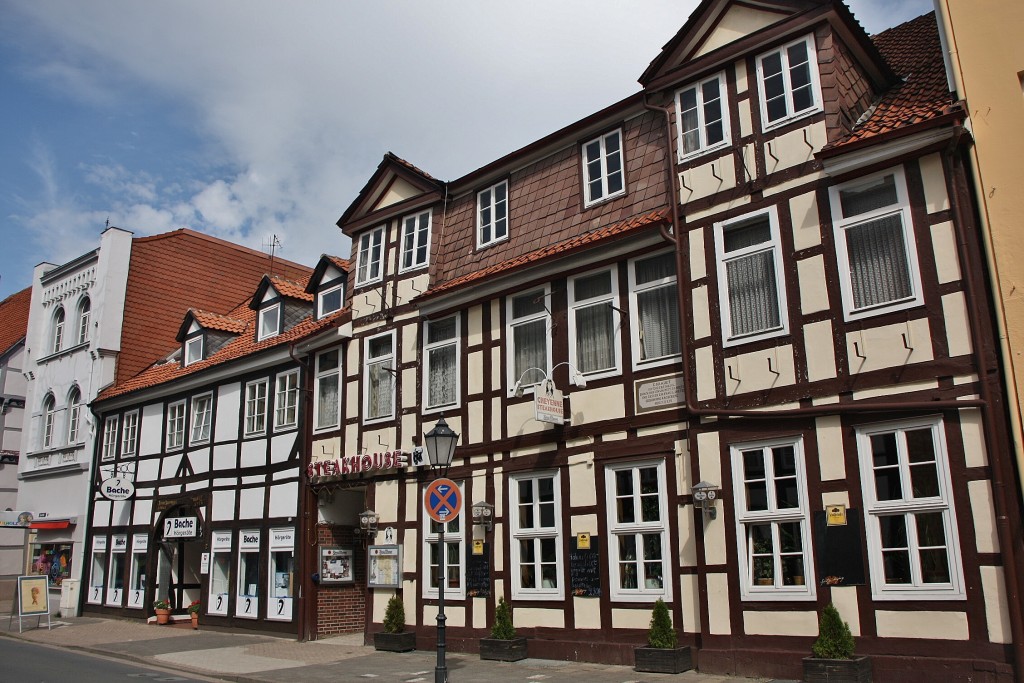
(757, 35, 822, 130)
(400, 210, 431, 272)
(675, 72, 729, 160)
(356, 226, 385, 286)
(184, 336, 203, 366)
(258, 303, 281, 341)
(582, 129, 625, 207)
(318, 284, 343, 318)
(477, 180, 509, 248)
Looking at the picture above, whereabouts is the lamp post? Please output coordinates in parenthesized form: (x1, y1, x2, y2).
(424, 415, 459, 683)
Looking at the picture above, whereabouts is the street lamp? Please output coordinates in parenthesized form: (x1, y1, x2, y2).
(423, 415, 459, 683)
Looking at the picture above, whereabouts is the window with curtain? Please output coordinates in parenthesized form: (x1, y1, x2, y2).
(831, 169, 921, 319)
(508, 287, 550, 392)
(715, 209, 787, 344)
(244, 379, 268, 435)
(314, 349, 340, 430)
(400, 210, 431, 271)
(630, 252, 681, 367)
(676, 72, 729, 159)
(121, 411, 139, 456)
(275, 370, 299, 429)
(356, 226, 384, 286)
(510, 472, 562, 599)
(77, 297, 91, 345)
(364, 332, 395, 421)
(582, 129, 625, 206)
(605, 460, 670, 601)
(757, 35, 821, 129)
(857, 418, 964, 600)
(477, 180, 509, 248)
(66, 387, 81, 444)
(731, 439, 814, 600)
(570, 269, 619, 377)
(424, 316, 459, 410)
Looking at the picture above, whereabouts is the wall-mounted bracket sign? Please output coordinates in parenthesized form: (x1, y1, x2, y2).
(163, 516, 198, 539)
(100, 478, 135, 501)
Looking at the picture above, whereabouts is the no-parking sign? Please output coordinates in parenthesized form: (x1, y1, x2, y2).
(424, 478, 462, 523)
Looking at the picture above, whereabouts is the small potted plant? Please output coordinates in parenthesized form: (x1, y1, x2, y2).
(153, 598, 171, 625)
(803, 603, 872, 683)
(187, 600, 201, 629)
(479, 597, 527, 661)
(634, 598, 693, 673)
(374, 594, 416, 652)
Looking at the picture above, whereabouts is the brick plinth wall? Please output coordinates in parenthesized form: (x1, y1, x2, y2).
(316, 525, 365, 636)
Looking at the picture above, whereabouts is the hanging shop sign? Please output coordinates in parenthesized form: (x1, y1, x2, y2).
(100, 478, 136, 501)
(306, 450, 409, 480)
(163, 516, 198, 539)
(534, 381, 565, 425)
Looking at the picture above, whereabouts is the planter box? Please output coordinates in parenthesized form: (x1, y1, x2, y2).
(479, 637, 528, 662)
(803, 655, 872, 683)
(374, 631, 417, 653)
(634, 645, 693, 674)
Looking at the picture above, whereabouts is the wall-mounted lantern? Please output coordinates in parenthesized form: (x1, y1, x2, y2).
(692, 481, 721, 521)
(471, 501, 494, 532)
(357, 509, 379, 542)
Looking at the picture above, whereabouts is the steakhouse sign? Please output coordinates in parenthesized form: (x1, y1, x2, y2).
(306, 450, 409, 480)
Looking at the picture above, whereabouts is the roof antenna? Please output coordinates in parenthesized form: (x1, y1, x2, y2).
(105, 217, 110, 228)
(262, 234, 282, 276)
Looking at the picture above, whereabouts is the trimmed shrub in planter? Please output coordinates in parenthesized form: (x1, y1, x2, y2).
(634, 598, 693, 674)
(480, 597, 527, 662)
(374, 595, 416, 653)
(803, 603, 872, 683)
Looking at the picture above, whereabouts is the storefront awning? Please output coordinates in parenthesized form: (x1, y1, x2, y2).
(30, 518, 75, 530)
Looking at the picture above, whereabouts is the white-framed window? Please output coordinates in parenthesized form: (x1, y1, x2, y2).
(244, 379, 269, 435)
(66, 387, 82, 444)
(314, 349, 341, 431)
(714, 207, 788, 345)
(318, 283, 344, 318)
(106, 534, 127, 606)
(400, 210, 431, 272)
(236, 529, 261, 619)
(127, 535, 147, 609)
(510, 471, 563, 600)
(51, 307, 65, 354)
(477, 180, 509, 248)
(757, 34, 822, 130)
(570, 267, 620, 379)
(355, 226, 385, 286)
(102, 415, 118, 460)
(208, 531, 232, 615)
(830, 168, 923, 320)
(507, 286, 551, 394)
(166, 400, 186, 451)
(731, 438, 815, 600)
(424, 316, 459, 412)
(266, 528, 295, 621)
(364, 332, 395, 422)
(41, 394, 56, 449)
(275, 370, 299, 429)
(422, 482, 465, 600)
(190, 393, 213, 444)
(87, 537, 107, 604)
(121, 411, 139, 456)
(77, 297, 91, 345)
(184, 336, 203, 366)
(258, 304, 281, 341)
(582, 129, 625, 206)
(675, 71, 730, 160)
(856, 417, 965, 600)
(605, 460, 670, 602)
(628, 251, 681, 368)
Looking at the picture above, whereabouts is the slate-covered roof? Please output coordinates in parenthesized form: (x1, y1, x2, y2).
(824, 12, 958, 152)
(0, 287, 31, 357)
(118, 229, 313, 385)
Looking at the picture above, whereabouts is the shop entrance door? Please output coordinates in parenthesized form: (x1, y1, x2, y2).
(156, 541, 202, 611)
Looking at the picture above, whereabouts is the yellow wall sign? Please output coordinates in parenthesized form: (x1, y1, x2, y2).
(577, 533, 591, 550)
(472, 539, 484, 555)
(826, 504, 848, 526)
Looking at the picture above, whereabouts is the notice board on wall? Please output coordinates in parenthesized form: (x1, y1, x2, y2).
(569, 546, 601, 597)
(813, 510, 866, 586)
(466, 543, 490, 597)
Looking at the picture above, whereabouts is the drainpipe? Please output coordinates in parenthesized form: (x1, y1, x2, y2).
(289, 342, 315, 641)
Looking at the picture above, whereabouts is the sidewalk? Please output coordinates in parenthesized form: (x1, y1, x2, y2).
(0, 613, 782, 683)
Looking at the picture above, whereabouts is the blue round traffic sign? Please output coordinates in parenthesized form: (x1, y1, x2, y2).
(424, 478, 462, 523)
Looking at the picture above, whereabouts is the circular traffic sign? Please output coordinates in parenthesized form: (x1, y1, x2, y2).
(424, 478, 462, 523)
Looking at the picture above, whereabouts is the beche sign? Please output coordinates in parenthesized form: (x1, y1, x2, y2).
(100, 478, 135, 501)
(163, 516, 198, 539)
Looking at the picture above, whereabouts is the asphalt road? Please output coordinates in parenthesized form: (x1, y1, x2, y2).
(0, 637, 218, 683)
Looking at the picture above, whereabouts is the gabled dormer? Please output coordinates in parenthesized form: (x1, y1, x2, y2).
(337, 153, 445, 292)
(306, 255, 350, 320)
(176, 310, 246, 367)
(249, 275, 314, 341)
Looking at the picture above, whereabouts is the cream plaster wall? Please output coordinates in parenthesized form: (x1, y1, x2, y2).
(734, 59, 747, 94)
(570, 513, 598, 537)
(968, 479, 1000, 554)
(680, 573, 700, 632)
(815, 415, 846, 481)
(467, 305, 482, 346)
(574, 597, 602, 629)
(570, 385, 627, 424)
(789, 191, 822, 250)
(396, 277, 428, 310)
(680, 154, 736, 204)
(693, 286, 711, 339)
(467, 400, 484, 445)
(930, 222, 961, 283)
(744, 610, 817, 636)
(797, 256, 830, 314)
(845, 318, 933, 374)
(376, 177, 420, 208)
(612, 608, 652, 630)
(424, 603, 465, 628)
(724, 345, 795, 395)
(981, 565, 1012, 644)
(468, 351, 483, 395)
(689, 228, 706, 280)
(919, 153, 950, 214)
(942, 292, 973, 357)
(875, 610, 969, 640)
(738, 99, 753, 138)
(693, 5, 781, 58)
(764, 122, 826, 174)
(567, 455, 597, 508)
(852, 379, 938, 401)
(830, 586, 861, 636)
(515, 608, 565, 629)
(696, 346, 716, 401)
(706, 572, 732, 634)
(959, 407, 988, 468)
(804, 320, 837, 382)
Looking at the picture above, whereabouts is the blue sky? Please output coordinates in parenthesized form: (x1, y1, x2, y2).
(0, 0, 932, 301)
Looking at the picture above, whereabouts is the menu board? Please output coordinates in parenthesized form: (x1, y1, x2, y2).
(813, 510, 866, 586)
(466, 544, 490, 597)
(569, 547, 601, 597)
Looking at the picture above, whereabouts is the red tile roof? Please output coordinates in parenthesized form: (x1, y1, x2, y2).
(268, 275, 314, 302)
(190, 309, 247, 334)
(118, 229, 313, 385)
(0, 287, 31, 357)
(325, 255, 350, 272)
(99, 303, 350, 401)
(419, 209, 670, 300)
(824, 12, 958, 152)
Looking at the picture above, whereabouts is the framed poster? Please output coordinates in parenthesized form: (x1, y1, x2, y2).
(320, 546, 354, 584)
(368, 545, 401, 588)
(18, 575, 49, 616)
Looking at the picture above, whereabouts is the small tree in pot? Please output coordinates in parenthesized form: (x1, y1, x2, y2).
(480, 597, 528, 661)
(634, 599, 693, 674)
(374, 594, 416, 652)
(803, 603, 872, 683)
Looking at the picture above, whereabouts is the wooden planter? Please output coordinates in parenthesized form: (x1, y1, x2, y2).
(154, 608, 171, 625)
(634, 645, 693, 674)
(803, 655, 872, 683)
(479, 637, 528, 662)
(374, 631, 417, 653)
